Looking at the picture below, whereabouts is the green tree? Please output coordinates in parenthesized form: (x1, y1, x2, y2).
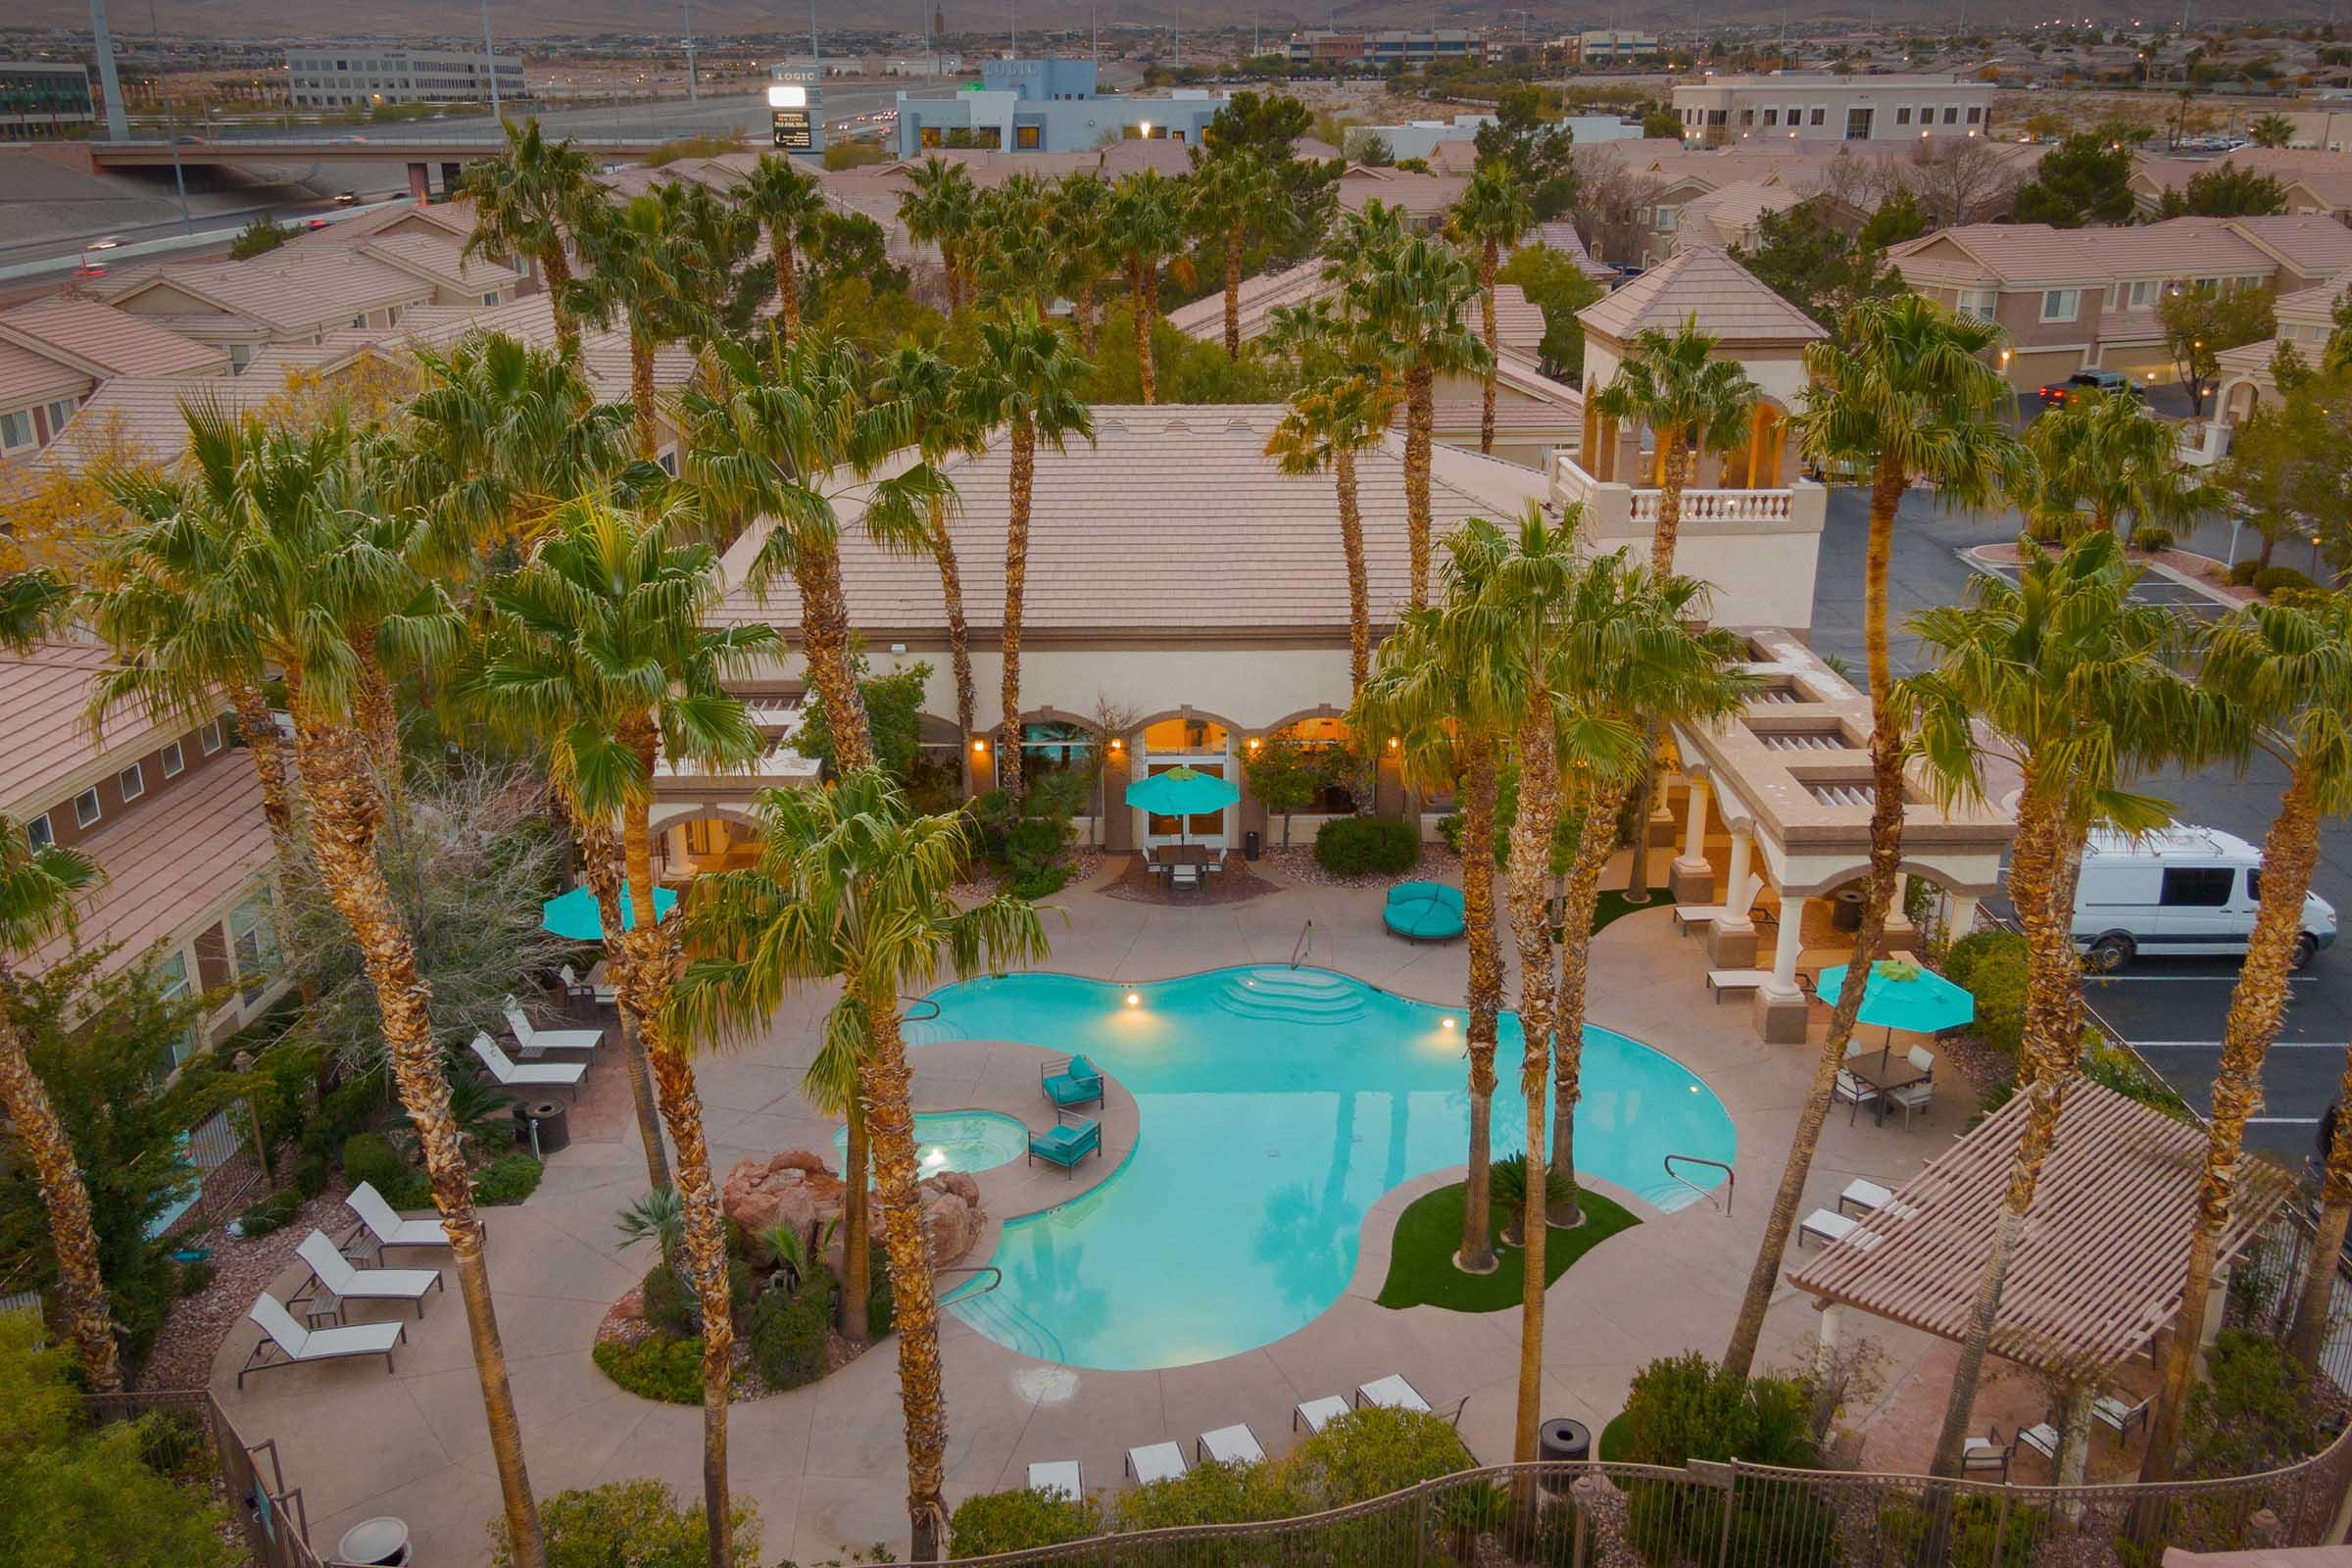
(872, 346, 982, 753)
(897, 156, 980, 314)
(2158, 283, 2277, 417)
(2158, 164, 2289, 217)
(1586, 317, 1762, 572)
(1471, 84, 1579, 219)
(1106, 169, 1193, 404)
(227, 216, 293, 260)
(2017, 385, 2222, 543)
(1641, 107, 1683, 139)
(1188, 152, 1291, 360)
(669, 770, 1051, 1562)
(1043, 172, 1113, 355)
(794, 653, 935, 782)
(1856, 186, 1929, 249)
(462, 117, 604, 360)
(1494, 244, 1605, 377)
(567, 193, 698, 459)
(1448, 165, 1537, 455)
(739, 152, 828, 344)
(2010, 133, 2137, 226)
(1265, 370, 1398, 690)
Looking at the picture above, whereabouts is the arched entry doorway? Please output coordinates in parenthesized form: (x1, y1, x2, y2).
(1138, 713, 1233, 852)
(648, 804, 766, 883)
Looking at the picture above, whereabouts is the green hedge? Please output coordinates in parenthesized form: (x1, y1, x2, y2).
(949, 1487, 1104, 1557)
(490, 1478, 761, 1567)
(1313, 815, 1420, 877)
(592, 1335, 705, 1404)
(1945, 929, 2028, 1056)
(2255, 564, 2319, 597)
(748, 1267, 835, 1391)
(235, 1190, 300, 1238)
(341, 1132, 407, 1194)
(472, 1153, 542, 1205)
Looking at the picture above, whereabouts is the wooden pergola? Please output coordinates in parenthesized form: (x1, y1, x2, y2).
(1789, 1082, 2295, 1476)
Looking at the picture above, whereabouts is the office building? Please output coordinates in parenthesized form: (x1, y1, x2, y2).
(1559, 31, 1659, 66)
(1, 61, 95, 140)
(1670, 74, 1994, 145)
(285, 46, 525, 109)
(893, 59, 1222, 155)
(1285, 30, 1487, 70)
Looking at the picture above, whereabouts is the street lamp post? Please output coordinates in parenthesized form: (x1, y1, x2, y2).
(147, 0, 189, 233)
(482, 0, 502, 117)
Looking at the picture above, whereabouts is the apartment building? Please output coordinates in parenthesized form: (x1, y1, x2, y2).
(284, 46, 524, 108)
(2131, 148, 2352, 220)
(1285, 30, 1487, 70)
(0, 296, 225, 457)
(1671, 74, 1994, 145)
(1886, 216, 2352, 389)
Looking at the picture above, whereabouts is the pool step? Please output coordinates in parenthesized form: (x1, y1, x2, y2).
(951, 1287, 1068, 1365)
(1208, 968, 1370, 1026)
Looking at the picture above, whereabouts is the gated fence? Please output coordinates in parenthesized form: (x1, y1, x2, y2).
(86, 1389, 324, 1568)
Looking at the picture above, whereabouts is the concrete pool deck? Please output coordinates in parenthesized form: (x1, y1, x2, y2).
(210, 854, 1972, 1563)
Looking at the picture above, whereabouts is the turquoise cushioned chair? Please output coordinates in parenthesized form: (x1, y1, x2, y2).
(1384, 881, 1467, 942)
(1042, 1054, 1103, 1109)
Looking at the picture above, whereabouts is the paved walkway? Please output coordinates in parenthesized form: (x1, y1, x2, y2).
(214, 855, 1974, 1564)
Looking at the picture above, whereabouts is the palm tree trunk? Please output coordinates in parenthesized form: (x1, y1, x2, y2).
(1335, 448, 1371, 694)
(542, 244, 579, 362)
(942, 245, 962, 316)
(1404, 365, 1435, 610)
(771, 231, 801, 342)
(858, 976, 950, 1560)
(1223, 225, 1245, 361)
(1479, 241, 1499, 457)
(1504, 687, 1562, 1489)
(2142, 768, 2325, 1485)
(289, 712, 543, 1568)
(631, 332, 659, 461)
(1456, 735, 1502, 1276)
(1131, 261, 1158, 406)
(999, 416, 1035, 799)
(926, 495, 977, 759)
(840, 1096, 872, 1345)
(1724, 462, 1911, 1380)
(354, 638, 403, 798)
(1074, 279, 1097, 356)
(617, 754, 734, 1568)
(1550, 785, 1627, 1227)
(2289, 1055, 2352, 1370)
(227, 680, 298, 855)
(569, 805, 671, 1192)
(795, 550, 873, 774)
(0, 976, 121, 1393)
(1652, 429, 1690, 573)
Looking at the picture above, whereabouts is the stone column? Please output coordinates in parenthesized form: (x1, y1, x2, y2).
(1946, 892, 1982, 945)
(1670, 775, 1714, 904)
(1708, 826, 1758, 967)
(1753, 900, 1809, 1044)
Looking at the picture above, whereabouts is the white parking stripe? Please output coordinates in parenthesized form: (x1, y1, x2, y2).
(2129, 1041, 2344, 1051)
(2088, 974, 2322, 984)
(2250, 1117, 2325, 1125)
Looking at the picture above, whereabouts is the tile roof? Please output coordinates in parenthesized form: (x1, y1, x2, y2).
(0, 640, 181, 814)
(0, 296, 227, 379)
(1490, 282, 1546, 351)
(1336, 167, 1469, 220)
(359, 231, 519, 295)
(105, 249, 437, 333)
(711, 406, 1548, 639)
(2227, 214, 2352, 277)
(1532, 220, 1617, 279)
(1888, 216, 2352, 287)
(1680, 178, 1803, 237)
(1164, 264, 1339, 344)
(1578, 244, 1828, 344)
(0, 336, 89, 407)
(41, 376, 270, 472)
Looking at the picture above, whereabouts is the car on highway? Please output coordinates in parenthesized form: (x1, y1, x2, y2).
(86, 235, 123, 251)
(2073, 824, 2338, 973)
(334, 190, 359, 205)
(2037, 369, 2144, 407)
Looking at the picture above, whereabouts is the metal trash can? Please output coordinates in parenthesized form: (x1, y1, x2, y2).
(1245, 829, 1262, 861)
(1539, 1417, 1591, 1491)
(514, 1099, 570, 1156)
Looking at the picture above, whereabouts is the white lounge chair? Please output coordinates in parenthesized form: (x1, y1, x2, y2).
(1027, 1460, 1082, 1500)
(1293, 1395, 1349, 1433)
(1197, 1423, 1265, 1466)
(1706, 968, 1770, 1004)
(236, 1292, 406, 1388)
(2017, 1422, 2062, 1463)
(2094, 1394, 2150, 1443)
(1672, 905, 1725, 937)
(504, 996, 603, 1054)
(1797, 1208, 1881, 1251)
(1125, 1442, 1187, 1484)
(1884, 1046, 1938, 1128)
(294, 1230, 442, 1318)
(471, 1032, 587, 1094)
(341, 1181, 449, 1260)
(1837, 1179, 1918, 1221)
(559, 963, 617, 1008)
(1355, 1373, 1470, 1425)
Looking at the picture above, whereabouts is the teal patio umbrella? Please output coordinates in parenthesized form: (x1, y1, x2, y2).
(1814, 958, 1976, 1039)
(540, 881, 678, 941)
(1124, 764, 1241, 847)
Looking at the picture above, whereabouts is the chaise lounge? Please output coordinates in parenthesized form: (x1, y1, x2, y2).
(1028, 1110, 1102, 1176)
(1384, 881, 1466, 943)
(237, 1293, 407, 1388)
(1041, 1054, 1104, 1111)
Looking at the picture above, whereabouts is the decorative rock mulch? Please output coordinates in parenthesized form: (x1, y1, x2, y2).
(135, 1183, 356, 1393)
(592, 1274, 879, 1404)
(1266, 844, 1465, 892)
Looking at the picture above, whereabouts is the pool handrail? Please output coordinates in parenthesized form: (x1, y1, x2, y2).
(1289, 919, 1314, 970)
(939, 1265, 1004, 1302)
(1663, 1152, 1734, 1215)
(903, 997, 942, 1023)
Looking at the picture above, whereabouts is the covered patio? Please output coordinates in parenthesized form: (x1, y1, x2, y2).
(1788, 1081, 2296, 1489)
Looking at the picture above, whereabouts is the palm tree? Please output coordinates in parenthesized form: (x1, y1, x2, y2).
(1188, 151, 1287, 360)
(679, 333, 945, 774)
(97, 411, 547, 1567)
(955, 304, 1095, 798)
(873, 347, 981, 758)
(972, 213, 1058, 312)
(1265, 371, 1398, 694)
(2017, 385, 2221, 546)
(1722, 294, 2025, 1381)
(1903, 531, 2202, 1480)
(1044, 172, 1112, 355)
(1106, 169, 1191, 405)
(2146, 592, 2352, 1474)
(568, 194, 695, 460)
(1346, 232, 1491, 610)
(461, 117, 603, 360)
(897, 156, 978, 315)
(739, 153, 827, 343)
(2250, 112, 2296, 148)
(1446, 164, 1535, 455)
(669, 769, 1050, 1562)
(477, 493, 771, 1564)
(658, 179, 760, 378)
(1584, 318, 1763, 573)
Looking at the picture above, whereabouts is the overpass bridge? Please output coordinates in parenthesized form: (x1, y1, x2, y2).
(86, 132, 687, 200)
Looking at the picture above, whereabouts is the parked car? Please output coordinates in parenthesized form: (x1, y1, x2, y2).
(2037, 369, 2145, 408)
(2071, 825, 2338, 973)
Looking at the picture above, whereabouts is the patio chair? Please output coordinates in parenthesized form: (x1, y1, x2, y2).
(1836, 1179, 1917, 1221)
(237, 1291, 406, 1388)
(1204, 849, 1232, 880)
(1171, 862, 1201, 891)
(1884, 1047, 1938, 1129)
(1834, 1039, 1881, 1114)
(1705, 969, 1769, 1004)
(1198, 1423, 1266, 1466)
(2017, 1423, 2062, 1465)
(1293, 1395, 1349, 1433)
(1384, 882, 1466, 943)
(1026, 1110, 1102, 1176)
(503, 996, 603, 1054)
(294, 1230, 443, 1319)
(1355, 1373, 1469, 1426)
(1126, 1442, 1187, 1484)
(2094, 1394, 2149, 1443)
(1797, 1208, 1881, 1251)
(341, 1181, 450, 1261)
(1027, 1460, 1083, 1500)
(470, 1032, 587, 1095)
(1041, 1054, 1105, 1111)
(1960, 1428, 2013, 1482)
(1672, 905, 1725, 937)
(559, 963, 616, 1008)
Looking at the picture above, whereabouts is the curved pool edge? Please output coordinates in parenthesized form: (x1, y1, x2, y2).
(1343, 1164, 1669, 1311)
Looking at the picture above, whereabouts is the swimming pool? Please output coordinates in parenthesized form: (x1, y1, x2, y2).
(915, 965, 1736, 1372)
(832, 1110, 1030, 1177)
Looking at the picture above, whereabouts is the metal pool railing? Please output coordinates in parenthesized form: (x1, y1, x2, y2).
(1662, 1152, 1735, 1215)
(1291, 919, 1314, 969)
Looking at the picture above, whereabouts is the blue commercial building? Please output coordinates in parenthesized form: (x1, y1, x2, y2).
(894, 59, 1224, 155)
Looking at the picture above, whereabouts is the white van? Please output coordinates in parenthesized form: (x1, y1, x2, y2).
(2072, 825, 2338, 974)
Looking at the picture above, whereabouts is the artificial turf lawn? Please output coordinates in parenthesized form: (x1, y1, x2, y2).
(1374, 1182, 1642, 1312)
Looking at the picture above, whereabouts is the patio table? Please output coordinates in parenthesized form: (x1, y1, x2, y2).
(1846, 1048, 1932, 1126)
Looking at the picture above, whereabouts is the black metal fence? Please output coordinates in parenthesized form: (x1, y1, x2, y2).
(86, 1389, 324, 1568)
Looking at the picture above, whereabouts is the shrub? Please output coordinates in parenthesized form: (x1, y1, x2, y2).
(1115, 1456, 1307, 1530)
(1312, 815, 1420, 877)
(341, 1131, 407, 1194)
(1941, 928, 2015, 989)
(2254, 564, 2319, 596)
(2273, 584, 2339, 612)
(1007, 863, 1070, 900)
(291, 1151, 329, 1200)
(1619, 1353, 1825, 1568)
(1285, 1405, 1475, 1505)
(592, 1335, 705, 1403)
(177, 1259, 215, 1298)
(748, 1266, 835, 1391)
(2179, 1329, 2324, 1480)
(951, 1485, 1105, 1555)
(472, 1153, 542, 1205)
(2082, 1043, 2194, 1120)
(2129, 524, 2177, 552)
(2227, 558, 2262, 586)
(379, 1172, 434, 1210)
(489, 1478, 760, 1568)
(227, 216, 294, 260)
(234, 1189, 301, 1238)
(640, 1263, 697, 1338)
(1947, 930, 2028, 1057)
(109, 1245, 179, 1365)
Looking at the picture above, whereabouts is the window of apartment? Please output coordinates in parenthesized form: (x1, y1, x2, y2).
(229, 893, 280, 1003)
(1957, 287, 1997, 319)
(658, 450, 679, 477)
(200, 719, 224, 755)
(117, 762, 144, 803)
(1762, 108, 1778, 126)
(2128, 279, 2159, 310)
(42, 398, 74, 438)
(73, 787, 102, 829)
(1967, 106, 1983, 123)
(1943, 106, 1959, 124)
(1016, 123, 1040, 148)
(1810, 106, 1826, 126)
(1845, 107, 1874, 140)
(161, 740, 185, 779)
(1895, 106, 1912, 125)
(24, 813, 51, 852)
(1740, 108, 1753, 127)
(2040, 288, 2082, 323)
(0, 409, 33, 453)
(153, 952, 197, 1077)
